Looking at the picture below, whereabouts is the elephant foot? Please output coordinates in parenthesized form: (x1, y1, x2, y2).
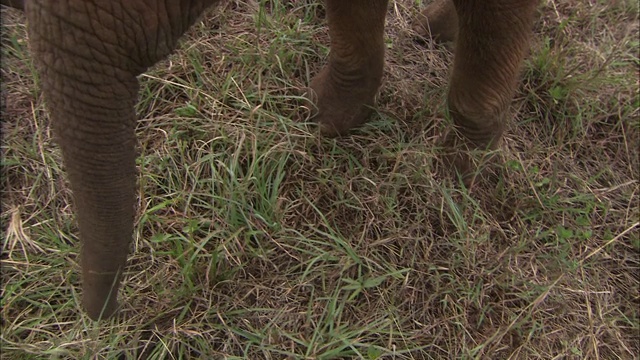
(438, 127, 502, 189)
(413, 0, 458, 43)
(308, 60, 383, 137)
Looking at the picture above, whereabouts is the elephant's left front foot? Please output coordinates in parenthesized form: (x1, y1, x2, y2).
(307, 59, 383, 137)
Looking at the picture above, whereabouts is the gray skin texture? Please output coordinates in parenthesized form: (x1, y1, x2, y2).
(23, 0, 538, 320)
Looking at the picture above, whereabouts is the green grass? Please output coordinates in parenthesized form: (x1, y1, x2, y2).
(2, 0, 639, 358)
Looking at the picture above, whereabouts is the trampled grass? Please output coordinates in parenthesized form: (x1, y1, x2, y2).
(1, 0, 638, 359)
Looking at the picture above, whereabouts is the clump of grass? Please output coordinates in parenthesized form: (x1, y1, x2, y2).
(2, 0, 638, 358)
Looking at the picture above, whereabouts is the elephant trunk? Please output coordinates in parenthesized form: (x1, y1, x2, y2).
(47, 86, 138, 319)
(68, 133, 137, 319)
(77, 180, 136, 319)
(27, 0, 140, 319)
(47, 87, 138, 319)
(25, 0, 225, 320)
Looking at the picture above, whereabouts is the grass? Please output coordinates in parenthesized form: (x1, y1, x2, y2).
(1, 0, 638, 358)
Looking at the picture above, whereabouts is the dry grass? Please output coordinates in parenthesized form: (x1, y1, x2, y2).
(1, 0, 639, 359)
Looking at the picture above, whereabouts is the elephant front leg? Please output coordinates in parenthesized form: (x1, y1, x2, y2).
(309, 0, 389, 136)
(443, 0, 538, 184)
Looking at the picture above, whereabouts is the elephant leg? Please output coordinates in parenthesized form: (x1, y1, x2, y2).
(413, 0, 458, 43)
(443, 0, 537, 181)
(309, 0, 389, 136)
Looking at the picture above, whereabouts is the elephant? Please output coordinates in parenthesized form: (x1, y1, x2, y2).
(5, 0, 538, 320)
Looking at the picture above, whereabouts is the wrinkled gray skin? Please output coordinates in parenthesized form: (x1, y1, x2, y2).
(7, 0, 537, 320)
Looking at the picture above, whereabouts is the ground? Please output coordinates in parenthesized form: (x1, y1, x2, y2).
(1, 0, 638, 359)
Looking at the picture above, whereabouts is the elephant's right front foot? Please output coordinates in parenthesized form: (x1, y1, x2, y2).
(308, 60, 383, 137)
